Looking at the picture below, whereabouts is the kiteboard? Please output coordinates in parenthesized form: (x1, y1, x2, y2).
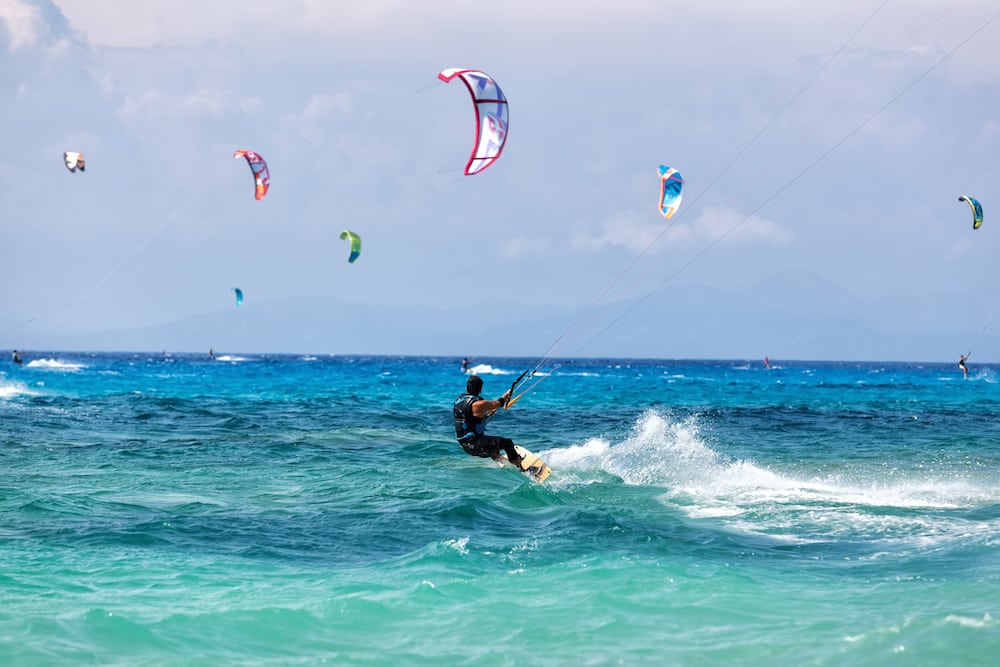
(498, 445, 551, 483)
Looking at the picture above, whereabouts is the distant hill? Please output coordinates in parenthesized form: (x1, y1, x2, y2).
(11, 270, 997, 362)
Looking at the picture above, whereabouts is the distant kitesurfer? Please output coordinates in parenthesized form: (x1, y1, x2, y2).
(454, 375, 522, 467)
(959, 352, 970, 378)
(461, 357, 470, 373)
(208, 348, 215, 360)
(763, 356, 770, 370)
(12, 350, 23, 365)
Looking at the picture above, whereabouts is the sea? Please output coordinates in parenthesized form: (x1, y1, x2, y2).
(1, 352, 998, 666)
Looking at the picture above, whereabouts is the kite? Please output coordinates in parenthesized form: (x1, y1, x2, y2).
(438, 68, 509, 175)
(233, 150, 270, 200)
(232, 287, 243, 307)
(340, 230, 361, 263)
(64, 152, 86, 172)
(657, 165, 684, 219)
(958, 195, 983, 230)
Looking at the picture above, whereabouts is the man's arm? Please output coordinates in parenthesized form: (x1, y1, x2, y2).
(470, 390, 512, 418)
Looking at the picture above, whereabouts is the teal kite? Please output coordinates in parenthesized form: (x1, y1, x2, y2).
(340, 230, 361, 263)
(232, 287, 243, 307)
(657, 165, 684, 219)
(959, 195, 983, 230)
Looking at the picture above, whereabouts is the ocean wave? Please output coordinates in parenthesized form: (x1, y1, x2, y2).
(0, 378, 40, 399)
(544, 410, 1000, 549)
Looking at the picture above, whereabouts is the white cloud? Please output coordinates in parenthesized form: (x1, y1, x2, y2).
(117, 88, 260, 122)
(301, 93, 353, 121)
(46, 0, 892, 61)
(92, 70, 115, 95)
(0, 0, 45, 51)
(571, 210, 665, 255)
(862, 114, 928, 150)
(50, 1, 423, 49)
(681, 206, 794, 246)
(571, 206, 791, 255)
(278, 92, 354, 143)
(501, 236, 549, 260)
(904, 42, 940, 57)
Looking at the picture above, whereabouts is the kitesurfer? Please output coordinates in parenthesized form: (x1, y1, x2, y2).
(11, 349, 22, 365)
(208, 348, 215, 360)
(959, 352, 970, 378)
(454, 375, 522, 467)
(461, 357, 470, 373)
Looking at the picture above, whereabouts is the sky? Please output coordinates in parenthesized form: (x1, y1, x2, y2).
(1, 0, 999, 361)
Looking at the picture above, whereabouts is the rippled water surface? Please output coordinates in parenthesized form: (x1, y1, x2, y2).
(2, 354, 998, 665)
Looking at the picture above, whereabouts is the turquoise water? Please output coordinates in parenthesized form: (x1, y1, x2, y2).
(2, 353, 998, 665)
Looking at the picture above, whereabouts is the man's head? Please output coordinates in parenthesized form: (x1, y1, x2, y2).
(466, 375, 483, 395)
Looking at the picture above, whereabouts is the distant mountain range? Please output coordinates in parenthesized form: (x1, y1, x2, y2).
(12, 270, 996, 362)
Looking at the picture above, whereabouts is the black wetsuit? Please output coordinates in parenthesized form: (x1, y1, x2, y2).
(453, 392, 515, 459)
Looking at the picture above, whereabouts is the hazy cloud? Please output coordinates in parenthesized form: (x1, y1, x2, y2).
(571, 210, 665, 255)
(117, 88, 260, 123)
(501, 236, 550, 260)
(0, 0, 45, 51)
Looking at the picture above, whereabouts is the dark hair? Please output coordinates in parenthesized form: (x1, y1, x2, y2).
(466, 375, 483, 394)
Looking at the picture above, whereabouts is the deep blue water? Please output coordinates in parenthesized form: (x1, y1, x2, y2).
(2, 353, 998, 665)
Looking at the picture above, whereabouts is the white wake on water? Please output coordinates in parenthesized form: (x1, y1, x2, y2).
(543, 410, 1000, 546)
(25, 358, 85, 371)
(544, 410, 770, 490)
(465, 363, 513, 376)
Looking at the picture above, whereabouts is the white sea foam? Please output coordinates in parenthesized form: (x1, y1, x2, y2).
(25, 358, 85, 371)
(943, 613, 994, 629)
(547, 410, 1000, 547)
(0, 378, 39, 399)
(973, 367, 996, 383)
(544, 438, 610, 467)
(443, 537, 469, 554)
(466, 364, 512, 375)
